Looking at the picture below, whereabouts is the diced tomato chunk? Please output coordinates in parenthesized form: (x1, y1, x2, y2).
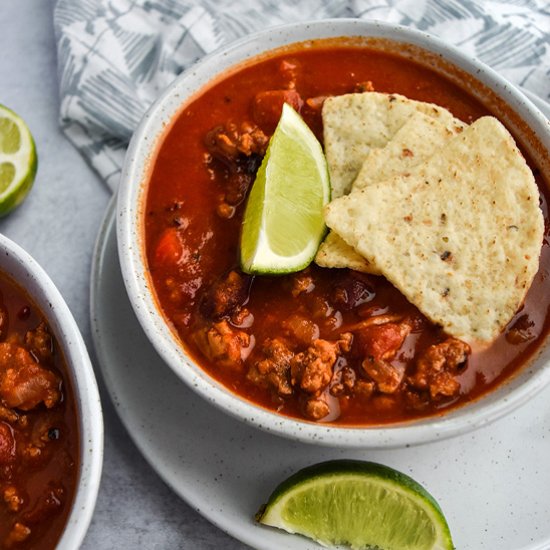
(252, 90, 304, 131)
(355, 322, 410, 362)
(154, 227, 183, 266)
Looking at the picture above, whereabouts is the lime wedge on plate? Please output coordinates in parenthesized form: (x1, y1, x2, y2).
(0, 104, 37, 217)
(256, 460, 454, 550)
(240, 103, 330, 274)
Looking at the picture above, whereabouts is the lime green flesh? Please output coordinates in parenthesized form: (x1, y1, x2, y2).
(240, 103, 330, 274)
(0, 163, 16, 193)
(0, 117, 21, 154)
(0, 105, 37, 216)
(257, 461, 454, 550)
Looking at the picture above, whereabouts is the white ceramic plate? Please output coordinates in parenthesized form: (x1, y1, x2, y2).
(92, 195, 550, 550)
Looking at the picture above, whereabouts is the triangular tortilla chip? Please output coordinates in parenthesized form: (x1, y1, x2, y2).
(314, 231, 379, 273)
(324, 117, 543, 344)
(316, 111, 465, 274)
(323, 92, 462, 199)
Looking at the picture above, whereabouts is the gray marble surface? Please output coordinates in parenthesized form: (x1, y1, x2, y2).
(0, 1, 246, 548)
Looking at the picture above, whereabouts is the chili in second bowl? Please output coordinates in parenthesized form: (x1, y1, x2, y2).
(0, 269, 79, 549)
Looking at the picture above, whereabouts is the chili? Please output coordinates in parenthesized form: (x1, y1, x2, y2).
(144, 44, 550, 425)
(0, 272, 79, 548)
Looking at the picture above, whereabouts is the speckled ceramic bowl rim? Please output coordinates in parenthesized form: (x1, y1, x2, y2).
(117, 18, 550, 449)
(0, 234, 104, 548)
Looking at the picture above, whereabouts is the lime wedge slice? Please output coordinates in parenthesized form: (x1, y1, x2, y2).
(256, 460, 454, 550)
(0, 104, 37, 217)
(240, 103, 330, 274)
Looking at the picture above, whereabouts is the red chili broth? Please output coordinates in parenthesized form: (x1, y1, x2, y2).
(144, 44, 550, 425)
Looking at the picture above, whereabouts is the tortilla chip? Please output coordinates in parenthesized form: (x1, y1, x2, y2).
(352, 111, 466, 190)
(324, 117, 543, 344)
(316, 112, 465, 274)
(322, 92, 461, 199)
(315, 231, 378, 274)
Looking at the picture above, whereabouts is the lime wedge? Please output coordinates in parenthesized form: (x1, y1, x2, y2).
(0, 104, 37, 216)
(256, 460, 454, 550)
(240, 103, 330, 274)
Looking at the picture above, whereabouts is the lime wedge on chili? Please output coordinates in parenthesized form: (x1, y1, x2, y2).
(240, 103, 330, 274)
(256, 460, 454, 550)
(0, 104, 37, 217)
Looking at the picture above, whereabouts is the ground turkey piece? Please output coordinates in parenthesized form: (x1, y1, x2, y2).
(410, 337, 471, 398)
(3, 486, 23, 512)
(205, 121, 268, 163)
(248, 335, 353, 420)
(193, 320, 251, 370)
(290, 271, 314, 297)
(291, 334, 352, 394)
(24, 321, 53, 363)
(304, 398, 330, 420)
(205, 121, 268, 213)
(246, 338, 294, 396)
(0, 343, 61, 411)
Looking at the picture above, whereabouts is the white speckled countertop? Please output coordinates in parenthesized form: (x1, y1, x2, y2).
(0, 1, 246, 548)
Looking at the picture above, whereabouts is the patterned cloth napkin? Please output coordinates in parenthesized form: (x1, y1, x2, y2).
(53, 0, 550, 191)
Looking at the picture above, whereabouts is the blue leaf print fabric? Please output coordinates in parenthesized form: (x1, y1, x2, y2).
(53, 0, 550, 191)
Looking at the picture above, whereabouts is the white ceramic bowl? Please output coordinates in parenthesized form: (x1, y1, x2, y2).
(0, 234, 103, 548)
(117, 19, 550, 448)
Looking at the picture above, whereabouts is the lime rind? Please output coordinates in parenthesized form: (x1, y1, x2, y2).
(0, 104, 38, 217)
(257, 460, 454, 550)
(240, 103, 330, 274)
